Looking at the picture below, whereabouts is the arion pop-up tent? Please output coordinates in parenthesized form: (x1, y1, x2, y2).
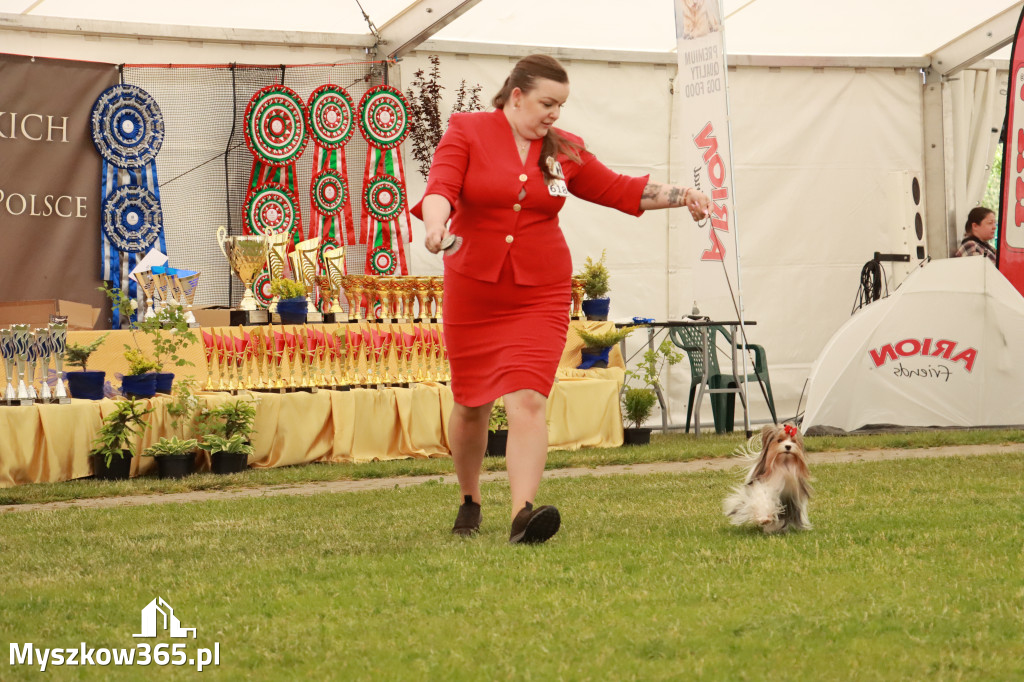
(803, 256, 1024, 432)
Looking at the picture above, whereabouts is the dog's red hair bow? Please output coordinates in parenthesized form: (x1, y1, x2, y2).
(783, 424, 798, 437)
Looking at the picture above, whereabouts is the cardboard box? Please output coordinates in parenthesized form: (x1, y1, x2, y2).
(0, 299, 100, 330)
(191, 306, 233, 329)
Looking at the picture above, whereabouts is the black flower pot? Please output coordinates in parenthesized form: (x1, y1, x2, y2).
(154, 372, 175, 394)
(486, 429, 508, 457)
(278, 297, 308, 325)
(91, 449, 133, 480)
(121, 373, 158, 399)
(581, 297, 611, 321)
(66, 371, 106, 400)
(622, 427, 652, 446)
(211, 450, 249, 474)
(155, 453, 195, 480)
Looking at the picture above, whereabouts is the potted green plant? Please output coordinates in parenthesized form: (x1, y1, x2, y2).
(90, 397, 152, 480)
(64, 333, 110, 400)
(271, 278, 308, 325)
(201, 434, 254, 474)
(486, 400, 508, 457)
(142, 437, 199, 479)
(121, 347, 161, 398)
(621, 339, 683, 445)
(144, 377, 200, 479)
(575, 325, 635, 369)
(577, 250, 611, 321)
(102, 283, 198, 395)
(197, 397, 258, 474)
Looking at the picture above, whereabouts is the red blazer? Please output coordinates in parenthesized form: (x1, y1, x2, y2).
(411, 109, 648, 286)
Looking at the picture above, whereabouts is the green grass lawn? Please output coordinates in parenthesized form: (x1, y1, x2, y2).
(4, 428, 1024, 506)
(1, 453, 1021, 680)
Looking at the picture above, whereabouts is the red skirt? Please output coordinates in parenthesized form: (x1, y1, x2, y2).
(443, 259, 571, 407)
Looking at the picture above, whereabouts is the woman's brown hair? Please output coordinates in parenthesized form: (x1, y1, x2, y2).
(964, 207, 995, 236)
(493, 54, 583, 182)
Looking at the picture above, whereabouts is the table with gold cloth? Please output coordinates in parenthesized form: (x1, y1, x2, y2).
(0, 321, 625, 487)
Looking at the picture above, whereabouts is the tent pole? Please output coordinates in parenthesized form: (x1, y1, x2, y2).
(718, 0, 752, 438)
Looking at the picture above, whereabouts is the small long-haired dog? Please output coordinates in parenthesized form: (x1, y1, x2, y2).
(723, 423, 812, 534)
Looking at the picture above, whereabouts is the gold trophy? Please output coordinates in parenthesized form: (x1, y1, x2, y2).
(428, 277, 445, 320)
(346, 329, 361, 385)
(349, 275, 372, 321)
(340, 276, 359, 321)
(322, 247, 346, 315)
(217, 225, 268, 312)
(332, 330, 346, 386)
(151, 266, 175, 313)
(265, 232, 290, 313)
(398, 278, 418, 323)
(291, 238, 321, 314)
(369, 277, 391, 321)
(175, 271, 202, 327)
(383, 278, 404, 322)
(570, 277, 585, 320)
(134, 271, 159, 320)
(413, 277, 433, 321)
(48, 322, 70, 404)
(250, 329, 266, 389)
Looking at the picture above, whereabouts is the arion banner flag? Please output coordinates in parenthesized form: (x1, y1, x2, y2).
(672, 0, 741, 315)
(997, 3, 1024, 296)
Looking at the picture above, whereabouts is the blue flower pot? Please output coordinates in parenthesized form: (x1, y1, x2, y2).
(578, 346, 610, 369)
(65, 371, 106, 400)
(155, 372, 175, 394)
(121, 373, 157, 399)
(582, 297, 611, 321)
(278, 297, 308, 325)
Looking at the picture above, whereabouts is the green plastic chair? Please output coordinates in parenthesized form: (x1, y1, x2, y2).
(668, 326, 777, 433)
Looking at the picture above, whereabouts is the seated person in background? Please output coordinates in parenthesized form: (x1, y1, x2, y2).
(954, 207, 997, 264)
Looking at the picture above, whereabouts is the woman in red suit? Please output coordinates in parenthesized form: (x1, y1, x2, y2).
(413, 54, 710, 544)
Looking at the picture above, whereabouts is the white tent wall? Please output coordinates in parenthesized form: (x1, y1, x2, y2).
(950, 66, 1005, 242)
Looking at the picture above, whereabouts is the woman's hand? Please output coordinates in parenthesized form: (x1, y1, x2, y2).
(424, 224, 448, 254)
(684, 188, 711, 221)
(639, 181, 712, 220)
(421, 194, 454, 254)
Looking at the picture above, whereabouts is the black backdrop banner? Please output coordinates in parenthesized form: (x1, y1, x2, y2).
(0, 53, 118, 313)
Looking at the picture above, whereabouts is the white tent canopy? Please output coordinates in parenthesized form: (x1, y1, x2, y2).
(0, 0, 1017, 58)
(1, 1, 1021, 429)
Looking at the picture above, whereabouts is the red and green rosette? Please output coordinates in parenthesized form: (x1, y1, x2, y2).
(243, 85, 308, 243)
(364, 174, 404, 222)
(244, 183, 300, 238)
(306, 85, 357, 278)
(358, 85, 413, 277)
(245, 85, 309, 166)
(253, 269, 275, 309)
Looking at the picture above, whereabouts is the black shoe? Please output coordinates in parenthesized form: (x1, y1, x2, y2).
(509, 502, 561, 544)
(452, 495, 481, 537)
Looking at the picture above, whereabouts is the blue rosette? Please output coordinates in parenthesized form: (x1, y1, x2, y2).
(102, 185, 163, 254)
(91, 84, 164, 169)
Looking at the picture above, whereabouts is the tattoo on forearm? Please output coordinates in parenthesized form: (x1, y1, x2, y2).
(641, 183, 660, 201)
(667, 187, 683, 206)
